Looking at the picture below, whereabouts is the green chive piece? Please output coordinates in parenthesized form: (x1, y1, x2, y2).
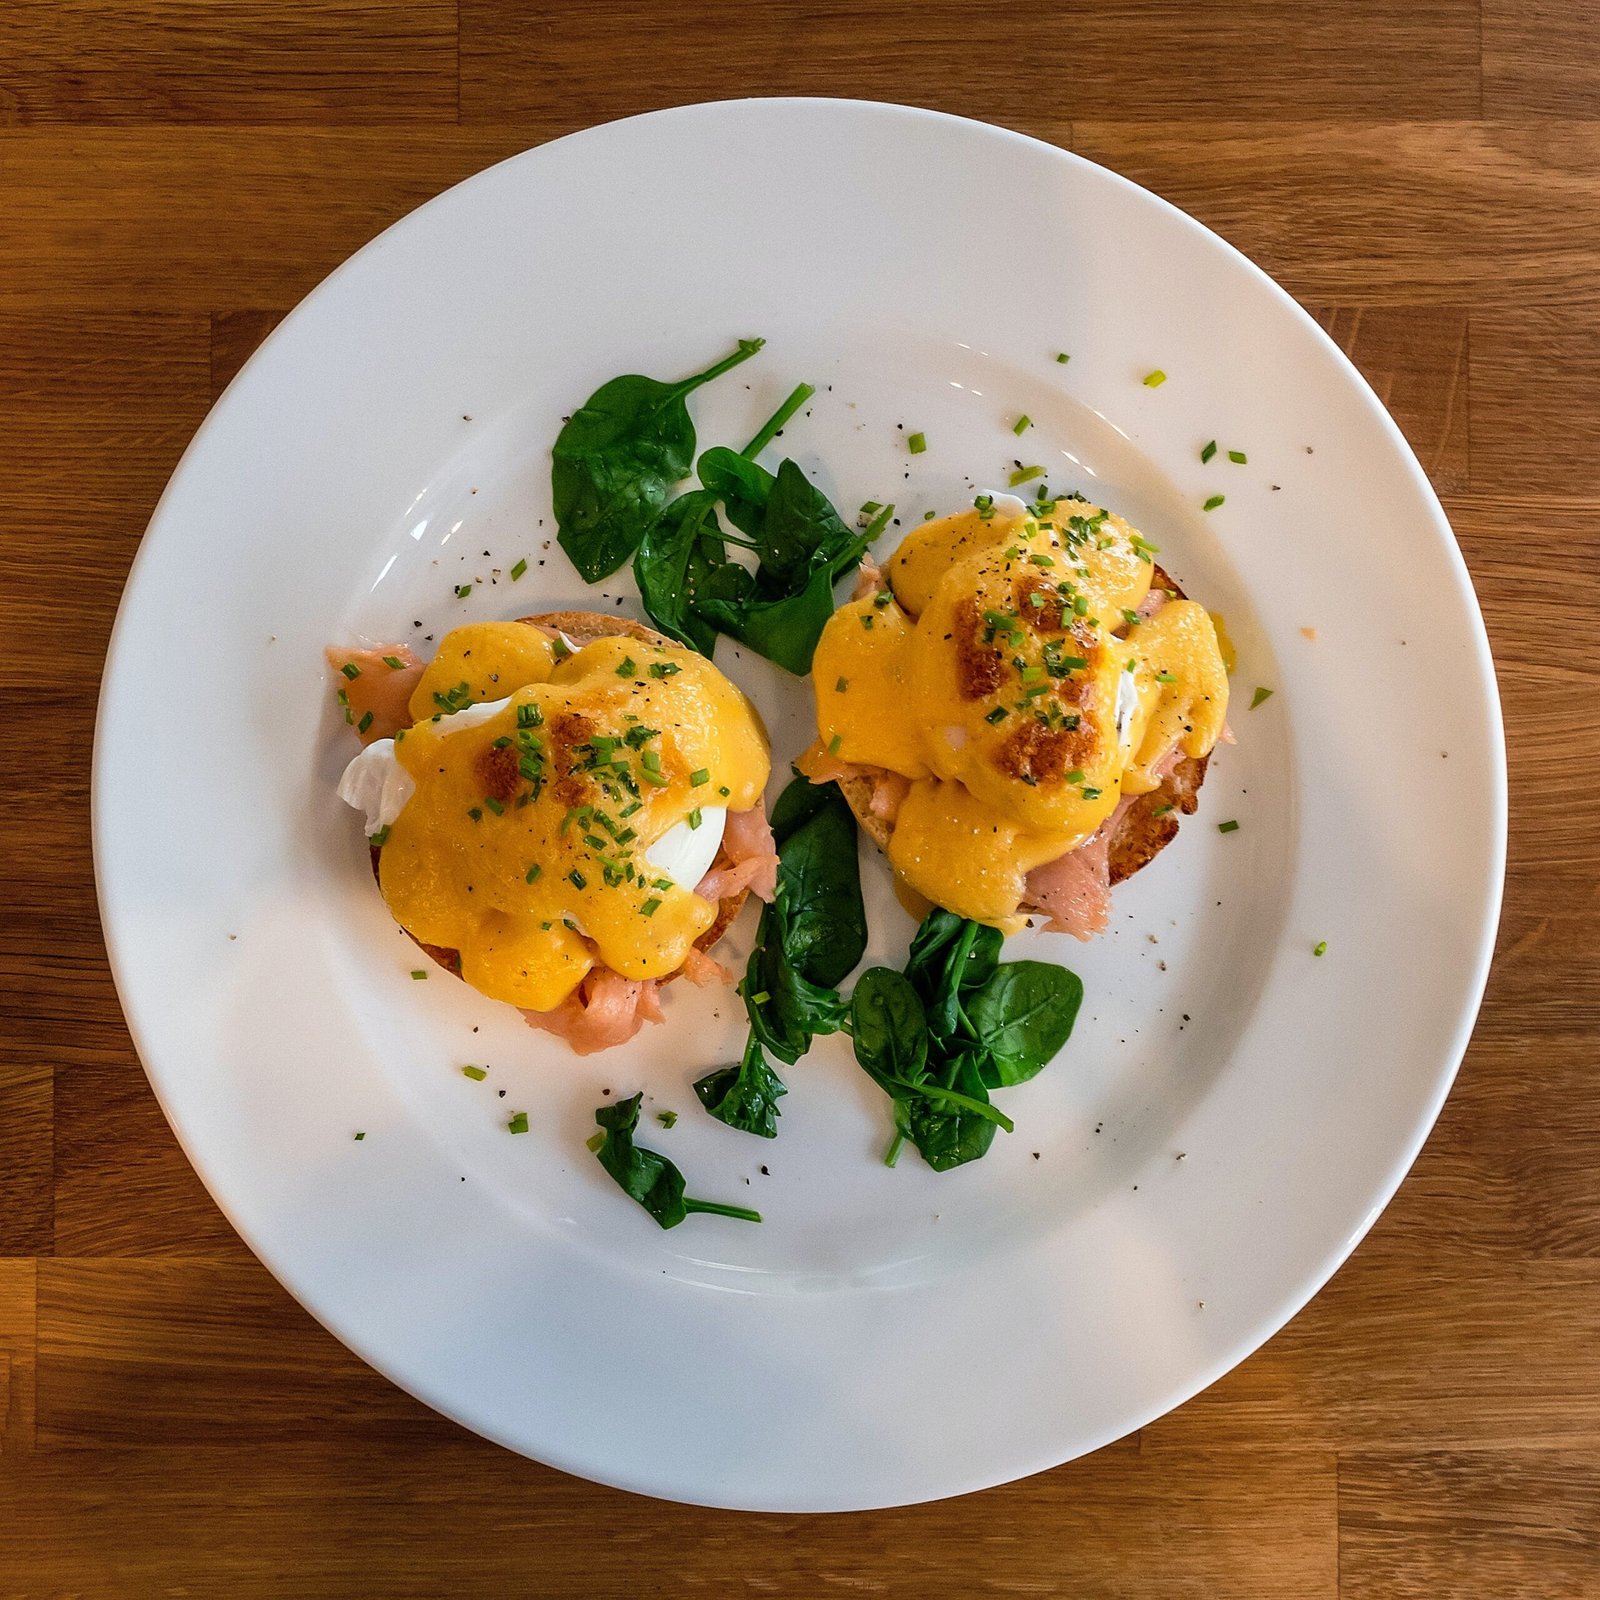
(907, 431, 927, 454)
(1013, 414, 1032, 436)
(462, 1065, 488, 1081)
(525, 863, 542, 884)
(568, 868, 587, 890)
(354, 1131, 365, 1141)
(467, 806, 482, 822)
(410, 970, 428, 980)
(1228, 449, 1247, 464)
(1250, 686, 1274, 710)
(690, 768, 710, 786)
(616, 656, 637, 677)
(1203, 494, 1226, 512)
(356, 710, 374, 734)
(455, 583, 472, 598)
(509, 557, 528, 580)
(1008, 465, 1045, 487)
(1313, 940, 1328, 957)
(340, 662, 361, 680)
(1056, 352, 1071, 363)
(985, 706, 1007, 724)
(1152, 804, 1174, 817)
(657, 1110, 678, 1128)
(1143, 369, 1167, 388)
(1201, 440, 1218, 464)
(1218, 819, 1241, 834)
(828, 733, 842, 754)
(641, 897, 662, 917)
(834, 677, 849, 694)
(368, 825, 390, 848)
(507, 1112, 530, 1135)
(1156, 670, 1177, 685)
(381, 655, 405, 670)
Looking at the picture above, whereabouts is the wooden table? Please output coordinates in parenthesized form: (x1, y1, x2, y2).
(3, 3, 1596, 1594)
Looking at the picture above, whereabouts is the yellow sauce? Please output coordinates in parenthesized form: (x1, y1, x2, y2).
(381, 624, 769, 1010)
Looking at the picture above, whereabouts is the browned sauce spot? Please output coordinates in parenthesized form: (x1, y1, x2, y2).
(474, 743, 521, 805)
(953, 598, 1006, 700)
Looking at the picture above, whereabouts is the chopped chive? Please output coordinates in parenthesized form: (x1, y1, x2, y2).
(1009, 465, 1045, 487)
(907, 432, 927, 454)
(507, 1112, 530, 1134)
(368, 825, 390, 848)
(1250, 686, 1274, 710)
(340, 662, 361, 680)
(568, 868, 587, 889)
(381, 655, 405, 670)
(1313, 940, 1328, 957)
(1203, 494, 1226, 512)
(1228, 449, 1248, 464)
(1056, 351, 1070, 363)
(585, 1130, 606, 1153)
(410, 970, 428, 980)
(859, 500, 882, 517)
(1013, 414, 1032, 435)
(467, 806, 482, 822)
(357, 710, 374, 734)
(1156, 670, 1177, 684)
(1030, 552, 1056, 567)
(616, 656, 637, 677)
(354, 1131, 365, 1141)
(688, 808, 703, 830)
(690, 768, 710, 786)
(509, 557, 528, 580)
(1201, 439, 1218, 464)
(1152, 804, 1174, 817)
(462, 1064, 488, 1081)
(1081, 786, 1102, 799)
(1121, 608, 1141, 626)
(985, 706, 1008, 724)
(860, 614, 874, 629)
(1065, 768, 1085, 783)
(657, 1110, 678, 1128)
(834, 676, 849, 693)
(640, 749, 661, 773)
(828, 733, 843, 754)
(718, 786, 730, 798)
(874, 590, 893, 607)
(640, 897, 662, 917)
(525, 863, 542, 884)
(1143, 369, 1167, 388)
(1218, 819, 1240, 834)
(455, 583, 472, 598)
(649, 660, 682, 679)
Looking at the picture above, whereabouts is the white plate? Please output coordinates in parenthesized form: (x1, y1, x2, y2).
(94, 100, 1505, 1511)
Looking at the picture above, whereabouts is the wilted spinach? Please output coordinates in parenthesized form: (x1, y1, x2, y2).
(694, 1034, 787, 1139)
(591, 1094, 762, 1227)
(743, 891, 849, 1065)
(553, 337, 764, 582)
(850, 908, 1083, 1171)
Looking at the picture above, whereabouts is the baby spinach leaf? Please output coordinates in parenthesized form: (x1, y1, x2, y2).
(696, 445, 774, 536)
(694, 1034, 787, 1139)
(743, 893, 849, 1065)
(553, 337, 763, 582)
(967, 961, 1084, 1087)
(905, 909, 1003, 1045)
(903, 1052, 1007, 1171)
(751, 458, 856, 594)
(771, 776, 866, 988)
(632, 488, 724, 657)
(591, 1093, 762, 1227)
(697, 559, 844, 676)
(849, 968, 930, 1094)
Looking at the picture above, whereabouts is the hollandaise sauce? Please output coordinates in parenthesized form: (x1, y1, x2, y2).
(812, 495, 1227, 929)
(380, 624, 769, 1011)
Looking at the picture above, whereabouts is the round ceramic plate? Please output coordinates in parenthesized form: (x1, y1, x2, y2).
(94, 100, 1504, 1510)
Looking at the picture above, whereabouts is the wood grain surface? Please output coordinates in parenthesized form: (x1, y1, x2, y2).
(2, 3, 1596, 1595)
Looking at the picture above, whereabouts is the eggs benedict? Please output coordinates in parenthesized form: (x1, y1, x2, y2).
(328, 613, 776, 1053)
(801, 492, 1229, 937)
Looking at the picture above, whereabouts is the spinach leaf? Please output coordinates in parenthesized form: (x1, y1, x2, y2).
(553, 338, 763, 582)
(743, 893, 848, 1064)
(905, 909, 1003, 1044)
(697, 559, 845, 676)
(696, 445, 774, 536)
(591, 1093, 762, 1227)
(751, 458, 856, 594)
(848, 967, 930, 1094)
(632, 489, 724, 657)
(849, 970, 1012, 1171)
(694, 1033, 787, 1138)
(771, 776, 866, 988)
(967, 961, 1084, 1087)
(903, 1051, 1007, 1171)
